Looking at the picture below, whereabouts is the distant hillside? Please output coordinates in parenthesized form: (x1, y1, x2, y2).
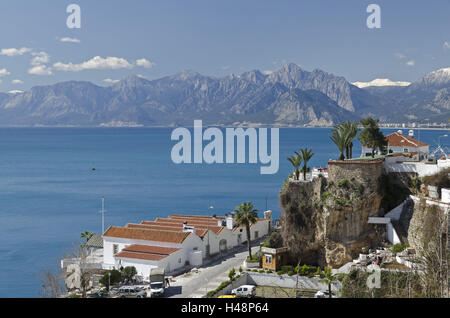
(0, 64, 448, 126)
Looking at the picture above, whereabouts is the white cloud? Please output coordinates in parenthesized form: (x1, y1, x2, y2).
(8, 90, 24, 94)
(28, 65, 53, 76)
(136, 58, 155, 68)
(395, 52, 406, 59)
(406, 60, 415, 66)
(444, 41, 450, 50)
(31, 51, 50, 66)
(263, 70, 273, 75)
(60, 37, 81, 43)
(11, 79, 23, 84)
(103, 78, 120, 84)
(53, 56, 134, 72)
(221, 65, 230, 70)
(0, 47, 31, 56)
(0, 68, 11, 77)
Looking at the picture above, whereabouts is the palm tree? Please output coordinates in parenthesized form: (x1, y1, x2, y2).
(287, 152, 302, 180)
(319, 267, 337, 298)
(299, 148, 314, 180)
(80, 231, 93, 247)
(234, 202, 258, 260)
(330, 128, 346, 160)
(339, 121, 359, 159)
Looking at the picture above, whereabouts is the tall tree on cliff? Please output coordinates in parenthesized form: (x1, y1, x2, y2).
(234, 202, 258, 260)
(287, 152, 302, 180)
(340, 121, 359, 159)
(330, 128, 347, 160)
(299, 148, 314, 181)
(357, 117, 387, 158)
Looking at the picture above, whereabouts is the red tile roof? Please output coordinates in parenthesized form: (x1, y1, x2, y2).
(386, 132, 429, 147)
(103, 226, 191, 243)
(114, 251, 167, 261)
(127, 223, 208, 237)
(121, 244, 180, 255)
(141, 220, 224, 236)
(114, 244, 181, 262)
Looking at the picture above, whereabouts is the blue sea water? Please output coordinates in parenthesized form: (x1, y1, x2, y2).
(0, 127, 448, 297)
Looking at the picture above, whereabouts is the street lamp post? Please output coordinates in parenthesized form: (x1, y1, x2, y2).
(438, 134, 448, 146)
(108, 272, 111, 291)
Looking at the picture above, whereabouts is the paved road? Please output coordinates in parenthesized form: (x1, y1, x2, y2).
(167, 244, 260, 298)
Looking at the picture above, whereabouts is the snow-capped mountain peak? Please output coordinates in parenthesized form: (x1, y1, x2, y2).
(352, 78, 411, 88)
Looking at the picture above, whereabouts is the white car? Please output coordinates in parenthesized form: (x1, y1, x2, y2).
(231, 285, 256, 298)
(314, 290, 337, 298)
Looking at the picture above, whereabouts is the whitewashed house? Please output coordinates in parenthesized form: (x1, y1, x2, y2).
(362, 130, 429, 159)
(102, 212, 271, 279)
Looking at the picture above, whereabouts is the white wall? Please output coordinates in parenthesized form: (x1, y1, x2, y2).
(103, 232, 204, 270)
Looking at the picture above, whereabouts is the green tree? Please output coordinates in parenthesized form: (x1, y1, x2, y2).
(99, 269, 122, 290)
(299, 148, 314, 180)
(287, 152, 302, 180)
(121, 266, 137, 283)
(330, 128, 347, 160)
(319, 267, 337, 298)
(339, 121, 359, 159)
(80, 231, 93, 247)
(234, 202, 258, 259)
(358, 117, 387, 158)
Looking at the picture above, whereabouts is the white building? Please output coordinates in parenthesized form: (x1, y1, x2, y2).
(362, 130, 429, 159)
(102, 212, 271, 279)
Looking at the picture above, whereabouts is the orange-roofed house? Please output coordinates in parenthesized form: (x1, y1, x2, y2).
(102, 211, 272, 279)
(362, 129, 429, 160)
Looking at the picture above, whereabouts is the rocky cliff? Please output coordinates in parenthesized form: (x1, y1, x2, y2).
(279, 160, 387, 268)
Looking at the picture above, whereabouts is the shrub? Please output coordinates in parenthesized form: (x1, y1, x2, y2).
(252, 269, 258, 272)
(228, 268, 236, 280)
(238, 266, 243, 272)
(391, 243, 407, 254)
(287, 271, 294, 276)
(281, 265, 293, 273)
(99, 269, 122, 289)
(121, 266, 137, 283)
(266, 270, 272, 274)
(338, 179, 349, 188)
(258, 269, 265, 273)
(277, 270, 283, 275)
(358, 184, 365, 194)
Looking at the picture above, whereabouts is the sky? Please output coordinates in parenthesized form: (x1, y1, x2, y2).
(0, 0, 449, 93)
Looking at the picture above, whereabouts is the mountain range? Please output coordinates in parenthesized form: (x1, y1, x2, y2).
(0, 63, 449, 127)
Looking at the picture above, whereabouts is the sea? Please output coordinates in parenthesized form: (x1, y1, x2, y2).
(0, 127, 447, 297)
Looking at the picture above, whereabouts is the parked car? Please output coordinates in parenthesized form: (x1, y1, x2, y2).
(314, 290, 337, 298)
(118, 286, 147, 298)
(88, 290, 109, 298)
(231, 285, 256, 298)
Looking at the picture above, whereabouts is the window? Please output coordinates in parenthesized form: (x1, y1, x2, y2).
(254, 231, 259, 239)
(193, 247, 198, 251)
(113, 244, 118, 254)
(178, 258, 181, 263)
(404, 148, 408, 153)
(265, 254, 273, 264)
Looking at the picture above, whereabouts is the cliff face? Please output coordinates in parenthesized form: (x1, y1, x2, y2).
(280, 160, 386, 268)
